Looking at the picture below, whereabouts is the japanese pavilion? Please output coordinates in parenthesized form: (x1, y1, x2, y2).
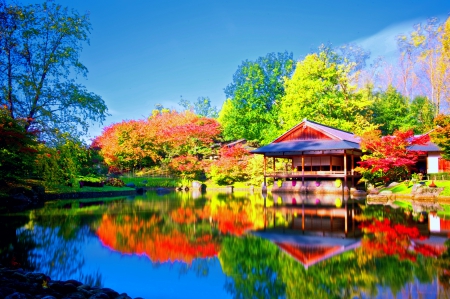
(252, 119, 363, 190)
(252, 118, 447, 192)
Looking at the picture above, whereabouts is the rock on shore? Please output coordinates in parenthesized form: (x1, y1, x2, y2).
(0, 266, 143, 299)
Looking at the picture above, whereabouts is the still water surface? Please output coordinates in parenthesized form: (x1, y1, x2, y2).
(1, 190, 449, 298)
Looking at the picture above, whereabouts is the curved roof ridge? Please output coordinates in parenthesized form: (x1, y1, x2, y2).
(272, 118, 360, 144)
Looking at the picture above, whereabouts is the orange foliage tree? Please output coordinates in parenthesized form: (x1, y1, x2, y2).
(93, 111, 221, 174)
(209, 144, 250, 185)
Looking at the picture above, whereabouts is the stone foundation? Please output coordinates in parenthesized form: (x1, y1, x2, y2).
(271, 180, 359, 195)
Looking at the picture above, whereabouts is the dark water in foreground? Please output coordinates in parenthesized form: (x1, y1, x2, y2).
(1, 190, 450, 299)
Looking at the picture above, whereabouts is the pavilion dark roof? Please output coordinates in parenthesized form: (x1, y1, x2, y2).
(408, 142, 441, 152)
(273, 119, 360, 144)
(251, 140, 360, 154)
(252, 118, 443, 155)
(252, 119, 361, 155)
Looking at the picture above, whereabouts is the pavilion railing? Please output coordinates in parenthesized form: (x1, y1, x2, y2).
(265, 170, 355, 176)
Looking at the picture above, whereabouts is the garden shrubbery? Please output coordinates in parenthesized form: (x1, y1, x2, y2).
(105, 178, 125, 187)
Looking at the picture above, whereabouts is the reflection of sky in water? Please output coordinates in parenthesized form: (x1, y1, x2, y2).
(12, 192, 449, 299)
(28, 227, 230, 299)
(83, 237, 229, 299)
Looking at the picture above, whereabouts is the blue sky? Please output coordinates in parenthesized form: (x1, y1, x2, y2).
(22, 0, 450, 140)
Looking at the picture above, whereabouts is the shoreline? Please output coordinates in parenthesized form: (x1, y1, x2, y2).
(367, 193, 450, 205)
(0, 265, 143, 299)
(0, 188, 138, 213)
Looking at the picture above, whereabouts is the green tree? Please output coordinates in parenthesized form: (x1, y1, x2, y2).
(179, 96, 219, 118)
(0, 105, 37, 183)
(279, 49, 372, 133)
(35, 134, 94, 187)
(0, 1, 108, 141)
(408, 96, 436, 134)
(370, 85, 412, 135)
(220, 52, 295, 144)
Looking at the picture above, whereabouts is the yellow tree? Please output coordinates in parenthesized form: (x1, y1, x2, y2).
(397, 17, 450, 114)
(279, 49, 374, 134)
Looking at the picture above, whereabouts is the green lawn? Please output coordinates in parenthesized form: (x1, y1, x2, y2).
(46, 185, 135, 194)
(121, 176, 182, 188)
(381, 180, 450, 195)
(120, 176, 256, 189)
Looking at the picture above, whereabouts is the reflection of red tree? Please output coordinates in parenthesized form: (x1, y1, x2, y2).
(96, 214, 219, 264)
(361, 219, 440, 261)
(170, 207, 197, 224)
(170, 203, 254, 236)
(212, 207, 253, 236)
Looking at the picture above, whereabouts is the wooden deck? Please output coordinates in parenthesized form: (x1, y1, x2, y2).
(265, 170, 361, 178)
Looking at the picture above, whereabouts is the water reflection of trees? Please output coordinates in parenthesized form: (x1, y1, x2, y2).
(8, 191, 449, 298)
(0, 215, 36, 270)
(220, 236, 285, 299)
(95, 193, 261, 264)
(96, 212, 220, 264)
(220, 234, 445, 299)
(17, 225, 103, 286)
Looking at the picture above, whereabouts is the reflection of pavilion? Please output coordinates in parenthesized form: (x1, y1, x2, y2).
(263, 193, 363, 238)
(252, 231, 361, 269)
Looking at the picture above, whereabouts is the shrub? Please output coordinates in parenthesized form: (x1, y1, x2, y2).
(105, 177, 125, 187)
(209, 144, 250, 185)
(0, 106, 37, 183)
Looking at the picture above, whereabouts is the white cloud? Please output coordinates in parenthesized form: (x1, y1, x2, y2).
(352, 18, 423, 64)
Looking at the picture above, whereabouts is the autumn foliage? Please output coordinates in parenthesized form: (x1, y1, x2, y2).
(93, 111, 221, 173)
(431, 114, 450, 160)
(170, 203, 254, 236)
(96, 200, 255, 264)
(97, 214, 219, 264)
(360, 219, 439, 262)
(210, 144, 250, 185)
(357, 129, 429, 184)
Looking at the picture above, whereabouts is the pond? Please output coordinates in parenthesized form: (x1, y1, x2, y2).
(1, 190, 450, 298)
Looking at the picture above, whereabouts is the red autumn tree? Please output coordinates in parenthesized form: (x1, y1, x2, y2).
(167, 155, 209, 180)
(93, 119, 160, 169)
(93, 110, 221, 172)
(210, 144, 250, 185)
(149, 110, 221, 159)
(357, 129, 429, 184)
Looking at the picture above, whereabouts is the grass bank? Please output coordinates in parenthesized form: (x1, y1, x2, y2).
(120, 176, 256, 189)
(0, 179, 135, 199)
(121, 176, 182, 188)
(381, 180, 450, 196)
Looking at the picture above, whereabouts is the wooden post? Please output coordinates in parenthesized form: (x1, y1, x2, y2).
(301, 154, 305, 186)
(263, 156, 267, 186)
(351, 153, 354, 187)
(344, 186, 348, 238)
(344, 152, 347, 187)
(329, 155, 332, 173)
